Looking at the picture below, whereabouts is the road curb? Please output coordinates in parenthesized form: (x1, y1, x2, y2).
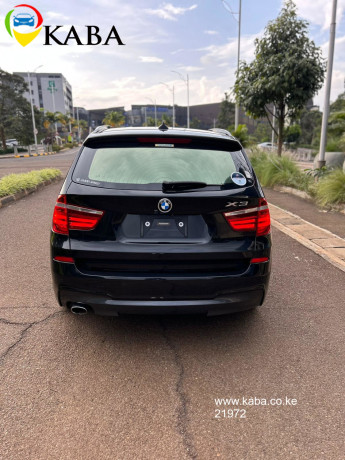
(270, 185, 345, 215)
(270, 203, 345, 273)
(0, 176, 62, 210)
(14, 152, 58, 158)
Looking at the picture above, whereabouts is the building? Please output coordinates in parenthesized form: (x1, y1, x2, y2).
(14, 72, 73, 115)
(73, 107, 125, 128)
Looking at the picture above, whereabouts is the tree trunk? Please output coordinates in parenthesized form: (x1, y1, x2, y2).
(0, 126, 6, 150)
(277, 105, 285, 156)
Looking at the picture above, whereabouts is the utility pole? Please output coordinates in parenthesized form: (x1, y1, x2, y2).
(318, 0, 338, 168)
(27, 65, 42, 154)
(222, 0, 242, 130)
(172, 71, 189, 128)
(160, 82, 175, 127)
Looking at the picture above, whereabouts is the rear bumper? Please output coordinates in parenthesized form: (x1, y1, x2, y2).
(52, 260, 270, 316)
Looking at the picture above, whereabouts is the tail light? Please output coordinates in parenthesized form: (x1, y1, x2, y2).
(52, 195, 104, 235)
(223, 198, 271, 236)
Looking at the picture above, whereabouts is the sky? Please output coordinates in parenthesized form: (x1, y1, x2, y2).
(0, 0, 344, 111)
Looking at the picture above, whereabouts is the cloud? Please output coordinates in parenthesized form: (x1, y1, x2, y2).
(139, 56, 164, 63)
(200, 33, 260, 66)
(146, 3, 198, 21)
(294, 0, 345, 30)
(178, 66, 203, 72)
(45, 11, 70, 21)
(204, 30, 219, 35)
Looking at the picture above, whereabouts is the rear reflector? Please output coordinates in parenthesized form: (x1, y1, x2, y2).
(137, 137, 191, 144)
(53, 256, 75, 263)
(52, 195, 104, 235)
(223, 198, 271, 236)
(251, 257, 269, 264)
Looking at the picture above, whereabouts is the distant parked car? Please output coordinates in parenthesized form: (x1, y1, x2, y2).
(5, 139, 18, 147)
(257, 142, 277, 150)
(13, 13, 35, 27)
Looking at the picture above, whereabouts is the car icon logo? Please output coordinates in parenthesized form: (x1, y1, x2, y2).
(158, 198, 172, 213)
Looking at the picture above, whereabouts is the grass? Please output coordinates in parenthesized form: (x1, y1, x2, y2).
(249, 148, 345, 207)
(315, 169, 345, 206)
(249, 148, 312, 191)
(0, 169, 62, 198)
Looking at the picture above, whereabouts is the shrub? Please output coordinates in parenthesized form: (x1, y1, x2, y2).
(0, 169, 62, 198)
(315, 169, 345, 206)
(249, 149, 311, 190)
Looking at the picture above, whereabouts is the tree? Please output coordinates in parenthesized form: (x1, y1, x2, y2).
(330, 92, 345, 112)
(253, 123, 271, 143)
(190, 117, 201, 129)
(103, 111, 125, 127)
(299, 109, 322, 146)
(284, 124, 301, 144)
(217, 92, 235, 130)
(0, 70, 33, 149)
(234, 0, 325, 155)
(144, 117, 156, 127)
(232, 124, 249, 147)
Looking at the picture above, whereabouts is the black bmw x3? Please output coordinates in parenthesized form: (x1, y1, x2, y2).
(51, 124, 271, 316)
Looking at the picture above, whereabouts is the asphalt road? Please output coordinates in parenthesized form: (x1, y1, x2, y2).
(0, 148, 79, 178)
(0, 177, 345, 459)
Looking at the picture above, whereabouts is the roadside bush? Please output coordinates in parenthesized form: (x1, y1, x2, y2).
(0, 169, 62, 198)
(249, 149, 312, 190)
(0, 147, 27, 155)
(315, 169, 345, 206)
(52, 144, 62, 152)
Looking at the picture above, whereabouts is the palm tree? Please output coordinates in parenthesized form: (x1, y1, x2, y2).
(102, 111, 125, 128)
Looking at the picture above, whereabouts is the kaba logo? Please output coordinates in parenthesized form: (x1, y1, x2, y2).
(4, 4, 125, 47)
(44, 25, 125, 46)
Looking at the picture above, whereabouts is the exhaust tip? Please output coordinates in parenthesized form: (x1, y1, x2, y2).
(70, 304, 89, 315)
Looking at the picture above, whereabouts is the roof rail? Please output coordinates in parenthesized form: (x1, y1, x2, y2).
(209, 128, 232, 138)
(93, 125, 111, 133)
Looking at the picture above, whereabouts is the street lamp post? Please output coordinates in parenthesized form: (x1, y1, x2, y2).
(160, 82, 175, 127)
(146, 97, 157, 126)
(221, 0, 242, 130)
(318, 0, 338, 168)
(172, 71, 189, 128)
(27, 64, 42, 154)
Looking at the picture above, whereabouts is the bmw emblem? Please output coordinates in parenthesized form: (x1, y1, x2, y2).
(158, 198, 172, 213)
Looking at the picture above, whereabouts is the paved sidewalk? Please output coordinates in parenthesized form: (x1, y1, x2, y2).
(270, 203, 345, 273)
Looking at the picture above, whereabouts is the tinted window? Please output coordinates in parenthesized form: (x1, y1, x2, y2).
(73, 141, 249, 190)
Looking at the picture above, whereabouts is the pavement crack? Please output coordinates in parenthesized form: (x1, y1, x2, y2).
(0, 311, 65, 363)
(159, 320, 198, 459)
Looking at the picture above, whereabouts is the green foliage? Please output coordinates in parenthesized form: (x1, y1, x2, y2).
(0, 70, 35, 149)
(234, 1, 325, 155)
(253, 123, 271, 142)
(304, 166, 330, 179)
(217, 92, 235, 129)
(144, 117, 156, 127)
(190, 117, 201, 129)
(232, 124, 249, 147)
(315, 169, 345, 206)
(330, 92, 345, 112)
(102, 111, 125, 127)
(0, 147, 27, 155)
(299, 108, 322, 146)
(0, 169, 61, 197)
(325, 137, 342, 152)
(249, 149, 312, 191)
(284, 124, 301, 143)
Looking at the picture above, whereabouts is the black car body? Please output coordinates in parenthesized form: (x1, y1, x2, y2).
(51, 125, 271, 316)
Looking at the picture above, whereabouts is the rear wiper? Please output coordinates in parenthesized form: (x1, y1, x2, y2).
(162, 181, 208, 193)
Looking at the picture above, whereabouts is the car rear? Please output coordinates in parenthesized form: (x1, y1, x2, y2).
(51, 127, 271, 316)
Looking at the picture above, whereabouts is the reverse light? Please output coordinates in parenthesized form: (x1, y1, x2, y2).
(223, 198, 271, 236)
(52, 195, 104, 235)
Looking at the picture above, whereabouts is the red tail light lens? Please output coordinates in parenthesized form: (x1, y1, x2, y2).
(52, 195, 104, 235)
(251, 257, 269, 264)
(53, 256, 75, 263)
(223, 198, 271, 236)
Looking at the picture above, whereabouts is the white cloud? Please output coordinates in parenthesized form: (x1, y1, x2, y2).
(146, 3, 198, 21)
(204, 30, 218, 35)
(294, 0, 345, 30)
(139, 56, 164, 63)
(200, 33, 260, 66)
(45, 11, 70, 21)
(178, 66, 203, 72)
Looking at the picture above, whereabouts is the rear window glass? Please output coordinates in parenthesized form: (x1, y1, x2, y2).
(73, 143, 249, 190)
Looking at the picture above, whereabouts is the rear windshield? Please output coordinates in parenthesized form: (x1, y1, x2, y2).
(73, 142, 249, 190)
